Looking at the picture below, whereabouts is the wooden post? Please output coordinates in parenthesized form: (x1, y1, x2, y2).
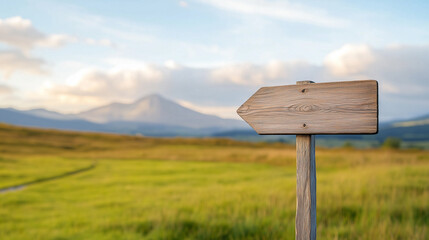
(295, 80, 316, 240)
(237, 79, 378, 240)
(296, 135, 316, 240)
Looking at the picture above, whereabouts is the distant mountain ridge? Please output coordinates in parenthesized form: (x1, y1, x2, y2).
(23, 108, 78, 120)
(75, 94, 245, 129)
(214, 113, 429, 143)
(1, 94, 428, 142)
(0, 108, 105, 132)
(0, 94, 248, 136)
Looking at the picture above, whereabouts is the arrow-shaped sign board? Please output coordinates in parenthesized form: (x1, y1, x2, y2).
(237, 80, 378, 240)
(237, 80, 378, 135)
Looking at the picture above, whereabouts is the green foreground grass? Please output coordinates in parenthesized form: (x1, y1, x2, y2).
(0, 124, 428, 239)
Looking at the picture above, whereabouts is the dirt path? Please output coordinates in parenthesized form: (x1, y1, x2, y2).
(0, 163, 96, 193)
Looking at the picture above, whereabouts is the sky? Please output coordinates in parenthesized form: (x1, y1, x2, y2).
(0, 0, 428, 121)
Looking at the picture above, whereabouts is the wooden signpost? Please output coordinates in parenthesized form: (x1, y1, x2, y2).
(237, 80, 378, 240)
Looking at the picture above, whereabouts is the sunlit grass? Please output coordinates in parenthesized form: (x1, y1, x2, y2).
(0, 124, 427, 239)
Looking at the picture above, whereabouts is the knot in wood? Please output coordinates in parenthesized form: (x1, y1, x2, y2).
(290, 104, 320, 113)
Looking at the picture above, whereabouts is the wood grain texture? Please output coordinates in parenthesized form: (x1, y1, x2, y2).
(237, 80, 378, 135)
(296, 135, 316, 240)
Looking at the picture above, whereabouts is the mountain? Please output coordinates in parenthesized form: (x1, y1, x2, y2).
(23, 108, 77, 120)
(2, 94, 427, 143)
(76, 94, 246, 129)
(0, 94, 248, 136)
(374, 114, 429, 141)
(0, 108, 106, 132)
(390, 114, 429, 127)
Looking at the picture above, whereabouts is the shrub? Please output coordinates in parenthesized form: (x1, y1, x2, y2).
(382, 137, 401, 149)
(342, 141, 353, 149)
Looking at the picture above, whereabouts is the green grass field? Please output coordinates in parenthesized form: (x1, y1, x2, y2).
(0, 124, 428, 239)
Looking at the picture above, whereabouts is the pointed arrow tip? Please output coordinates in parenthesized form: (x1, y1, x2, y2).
(236, 104, 249, 116)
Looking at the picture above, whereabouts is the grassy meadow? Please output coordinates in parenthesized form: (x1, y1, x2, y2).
(0, 123, 428, 239)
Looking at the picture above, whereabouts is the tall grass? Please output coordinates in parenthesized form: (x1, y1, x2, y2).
(0, 124, 427, 239)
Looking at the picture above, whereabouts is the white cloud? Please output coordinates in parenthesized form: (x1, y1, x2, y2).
(0, 16, 75, 51)
(178, 100, 239, 119)
(196, 0, 347, 28)
(324, 44, 375, 77)
(39, 34, 76, 48)
(211, 60, 321, 85)
(323, 43, 429, 97)
(0, 84, 13, 95)
(0, 16, 43, 50)
(44, 64, 164, 103)
(211, 63, 265, 85)
(0, 50, 46, 79)
(26, 43, 429, 120)
(164, 60, 182, 69)
(211, 43, 429, 100)
(0, 16, 76, 78)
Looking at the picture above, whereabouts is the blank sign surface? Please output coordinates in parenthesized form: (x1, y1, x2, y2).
(237, 80, 378, 135)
